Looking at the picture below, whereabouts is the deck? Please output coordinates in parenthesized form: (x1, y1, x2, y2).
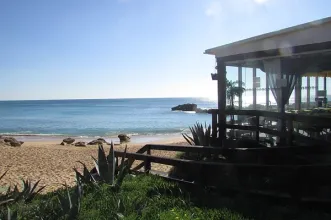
(210, 109, 331, 147)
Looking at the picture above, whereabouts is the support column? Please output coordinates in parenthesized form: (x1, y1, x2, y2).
(307, 77, 310, 109)
(266, 72, 269, 110)
(315, 76, 319, 97)
(279, 71, 286, 146)
(238, 66, 243, 109)
(324, 76, 327, 107)
(315, 76, 319, 107)
(217, 59, 227, 143)
(295, 77, 302, 110)
(253, 68, 257, 110)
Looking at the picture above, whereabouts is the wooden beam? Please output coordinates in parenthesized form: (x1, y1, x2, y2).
(266, 72, 269, 110)
(216, 41, 331, 62)
(137, 144, 331, 155)
(253, 68, 257, 109)
(295, 77, 302, 110)
(307, 77, 310, 109)
(238, 66, 243, 109)
(212, 111, 217, 141)
(324, 76, 327, 108)
(315, 76, 319, 100)
(217, 59, 227, 142)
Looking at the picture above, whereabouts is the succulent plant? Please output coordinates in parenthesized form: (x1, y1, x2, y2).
(7, 207, 17, 220)
(0, 171, 45, 206)
(74, 142, 131, 190)
(182, 122, 212, 146)
(57, 184, 82, 219)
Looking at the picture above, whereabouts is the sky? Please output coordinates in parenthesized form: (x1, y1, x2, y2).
(0, 0, 330, 100)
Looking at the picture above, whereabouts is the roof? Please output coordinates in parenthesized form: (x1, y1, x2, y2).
(204, 16, 331, 60)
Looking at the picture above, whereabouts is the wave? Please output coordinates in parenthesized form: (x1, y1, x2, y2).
(0, 130, 187, 138)
(172, 110, 196, 114)
(0, 132, 89, 138)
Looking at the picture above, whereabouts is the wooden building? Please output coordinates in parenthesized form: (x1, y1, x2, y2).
(204, 17, 331, 146)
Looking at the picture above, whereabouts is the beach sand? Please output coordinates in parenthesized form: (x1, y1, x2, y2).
(0, 137, 187, 192)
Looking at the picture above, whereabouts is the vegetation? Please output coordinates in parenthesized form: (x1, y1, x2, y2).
(182, 122, 212, 146)
(226, 80, 245, 109)
(226, 80, 245, 124)
(1, 141, 331, 219)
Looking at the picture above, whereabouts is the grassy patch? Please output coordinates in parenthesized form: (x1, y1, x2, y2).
(1, 174, 248, 220)
(2, 174, 331, 220)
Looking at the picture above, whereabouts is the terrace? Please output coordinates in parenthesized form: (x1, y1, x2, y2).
(204, 16, 331, 147)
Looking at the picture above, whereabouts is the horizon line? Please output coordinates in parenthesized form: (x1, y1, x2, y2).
(0, 96, 215, 102)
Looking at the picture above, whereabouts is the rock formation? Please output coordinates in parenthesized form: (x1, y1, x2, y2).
(62, 138, 75, 144)
(171, 103, 197, 112)
(75, 141, 87, 147)
(118, 134, 130, 143)
(3, 137, 24, 147)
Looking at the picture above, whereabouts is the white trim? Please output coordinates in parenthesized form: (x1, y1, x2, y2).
(205, 17, 331, 58)
(224, 49, 331, 66)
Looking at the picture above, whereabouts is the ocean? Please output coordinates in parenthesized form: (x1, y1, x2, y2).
(0, 98, 216, 142)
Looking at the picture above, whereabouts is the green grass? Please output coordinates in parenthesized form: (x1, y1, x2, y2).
(1, 174, 248, 220)
(2, 174, 331, 220)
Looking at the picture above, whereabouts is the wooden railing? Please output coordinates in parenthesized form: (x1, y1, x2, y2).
(115, 144, 331, 203)
(210, 109, 331, 146)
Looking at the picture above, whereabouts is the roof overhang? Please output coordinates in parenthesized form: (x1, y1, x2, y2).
(204, 16, 331, 63)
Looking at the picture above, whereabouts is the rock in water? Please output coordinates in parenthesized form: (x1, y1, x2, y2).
(118, 134, 130, 143)
(62, 138, 75, 144)
(171, 103, 197, 111)
(75, 141, 87, 147)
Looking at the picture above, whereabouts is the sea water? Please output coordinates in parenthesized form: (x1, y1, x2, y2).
(0, 98, 216, 142)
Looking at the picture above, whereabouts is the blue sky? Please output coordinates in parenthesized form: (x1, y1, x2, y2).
(0, 0, 330, 100)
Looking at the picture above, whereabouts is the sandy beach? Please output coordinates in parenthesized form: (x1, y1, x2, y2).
(0, 137, 187, 192)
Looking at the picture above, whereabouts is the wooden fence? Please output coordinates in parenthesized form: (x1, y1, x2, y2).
(210, 109, 331, 146)
(114, 144, 331, 203)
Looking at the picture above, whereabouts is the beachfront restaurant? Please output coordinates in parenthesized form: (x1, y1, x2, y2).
(204, 16, 331, 147)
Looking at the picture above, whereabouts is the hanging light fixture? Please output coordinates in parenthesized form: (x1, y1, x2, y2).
(211, 60, 218, 80)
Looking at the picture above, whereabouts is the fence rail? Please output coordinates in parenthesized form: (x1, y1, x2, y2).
(210, 109, 331, 146)
(114, 144, 331, 203)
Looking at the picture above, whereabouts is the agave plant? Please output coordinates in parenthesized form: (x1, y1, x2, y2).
(74, 142, 130, 190)
(0, 171, 45, 206)
(182, 122, 212, 146)
(57, 184, 82, 219)
(7, 207, 18, 220)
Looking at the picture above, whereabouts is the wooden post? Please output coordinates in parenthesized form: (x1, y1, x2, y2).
(144, 146, 151, 173)
(307, 77, 310, 109)
(295, 77, 302, 110)
(287, 117, 294, 146)
(212, 112, 217, 144)
(238, 66, 243, 109)
(216, 59, 227, 143)
(255, 115, 260, 142)
(324, 76, 327, 107)
(315, 76, 319, 102)
(279, 71, 286, 146)
(266, 72, 269, 110)
(253, 68, 257, 110)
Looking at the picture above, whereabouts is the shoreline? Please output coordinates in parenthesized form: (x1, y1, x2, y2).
(0, 136, 188, 192)
(1, 133, 185, 145)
